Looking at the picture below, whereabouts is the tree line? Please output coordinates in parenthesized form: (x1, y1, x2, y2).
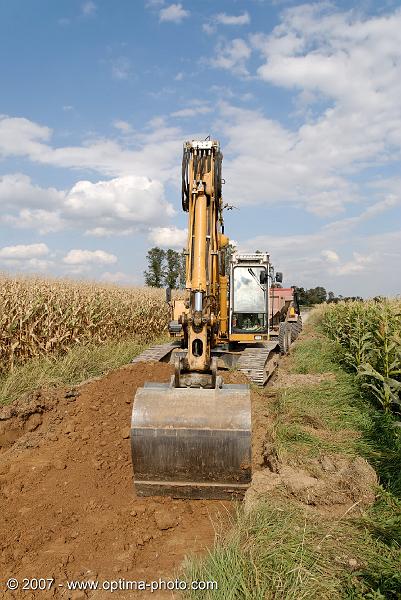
(296, 287, 362, 305)
(144, 248, 359, 303)
(144, 244, 237, 289)
(144, 248, 186, 289)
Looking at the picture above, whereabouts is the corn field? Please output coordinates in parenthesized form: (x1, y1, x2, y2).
(322, 299, 401, 413)
(0, 275, 169, 373)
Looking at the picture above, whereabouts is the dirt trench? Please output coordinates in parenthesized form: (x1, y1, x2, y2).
(0, 333, 378, 599)
(0, 362, 230, 599)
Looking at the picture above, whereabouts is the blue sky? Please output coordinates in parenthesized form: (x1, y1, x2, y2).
(1, 0, 400, 296)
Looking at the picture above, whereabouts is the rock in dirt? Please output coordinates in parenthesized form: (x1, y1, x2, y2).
(261, 441, 280, 473)
(25, 413, 43, 432)
(0, 406, 14, 420)
(121, 426, 130, 439)
(244, 470, 281, 513)
(280, 465, 319, 494)
(53, 460, 67, 470)
(154, 509, 178, 530)
(65, 389, 80, 400)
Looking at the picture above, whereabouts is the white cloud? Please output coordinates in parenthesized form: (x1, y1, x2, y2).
(321, 250, 339, 263)
(202, 23, 215, 35)
(0, 173, 63, 210)
(217, 103, 353, 217)
(252, 6, 401, 165)
(0, 243, 49, 260)
(215, 12, 250, 26)
(204, 11, 250, 34)
(65, 175, 175, 234)
(0, 243, 52, 273)
(63, 249, 117, 266)
(100, 271, 138, 284)
(82, 1, 96, 16)
(159, 3, 189, 23)
(0, 114, 183, 183)
(334, 252, 374, 276)
(206, 6, 401, 222)
(238, 223, 401, 297)
(148, 226, 187, 248)
(210, 39, 251, 76)
(324, 186, 401, 235)
(0, 173, 66, 234)
(0, 170, 176, 237)
(113, 120, 133, 133)
(3, 209, 65, 234)
(0, 116, 51, 158)
(83, 226, 132, 237)
(171, 104, 212, 118)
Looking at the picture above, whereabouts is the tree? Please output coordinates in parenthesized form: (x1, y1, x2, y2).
(179, 250, 186, 289)
(308, 286, 327, 304)
(165, 249, 181, 289)
(296, 287, 308, 304)
(144, 247, 166, 287)
(296, 286, 327, 305)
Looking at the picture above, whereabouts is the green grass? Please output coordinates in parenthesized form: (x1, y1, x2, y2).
(277, 422, 340, 456)
(0, 336, 166, 405)
(183, 315, 401, 599)
(184, 497, 401, 600)
(274, 337, 373, 459)
(288, 335, 342, 374)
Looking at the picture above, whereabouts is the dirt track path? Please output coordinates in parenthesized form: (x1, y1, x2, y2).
(0, 362, 230, 599)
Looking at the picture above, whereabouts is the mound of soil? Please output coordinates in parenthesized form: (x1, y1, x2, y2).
(245, 453, 377, 515)
(0, 362, 229, 599)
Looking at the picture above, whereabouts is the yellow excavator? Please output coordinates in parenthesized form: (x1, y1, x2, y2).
(130, 139, 301, 500)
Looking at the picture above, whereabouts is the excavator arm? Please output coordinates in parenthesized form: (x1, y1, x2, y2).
(175, 140, 228, 386)
(130, 140, 251, 500)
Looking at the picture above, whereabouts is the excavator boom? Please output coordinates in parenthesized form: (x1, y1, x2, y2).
(130, 140, 252, 499)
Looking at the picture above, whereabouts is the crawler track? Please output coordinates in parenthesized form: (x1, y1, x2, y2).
(131, 341, 281, 387)
(131, 341, 179, 364)
(236, 342, 280, 386)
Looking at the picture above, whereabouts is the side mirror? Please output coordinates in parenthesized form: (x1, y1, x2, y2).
(275, 272, 283, 283)
(165, 287, 172, 303)
(259, 271, 268, 284)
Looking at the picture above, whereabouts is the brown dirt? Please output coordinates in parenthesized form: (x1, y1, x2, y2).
(0, 362, 230, 599)
(0, 329, 379, 598)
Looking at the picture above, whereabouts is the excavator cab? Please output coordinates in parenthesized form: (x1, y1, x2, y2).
(131, 140, 252, 500)
(229, 253, 271, 343)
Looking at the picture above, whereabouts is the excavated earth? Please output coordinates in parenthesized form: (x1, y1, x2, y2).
(0, 362, 231, 599)
(0, 332, 378, 599)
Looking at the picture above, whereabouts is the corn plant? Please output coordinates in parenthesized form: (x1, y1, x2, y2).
(322, 299, 401, 413)
(0, 275, 170, 373)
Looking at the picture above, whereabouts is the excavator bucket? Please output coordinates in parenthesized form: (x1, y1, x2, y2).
(131, 382, 251, 500)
